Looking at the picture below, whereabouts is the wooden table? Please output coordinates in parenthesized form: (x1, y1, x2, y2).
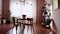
(17, 18, 33, 25)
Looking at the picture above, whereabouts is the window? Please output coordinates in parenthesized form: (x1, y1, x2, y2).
(10, 0, 36, 23)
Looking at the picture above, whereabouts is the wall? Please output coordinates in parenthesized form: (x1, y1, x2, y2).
(53, 0, 58, 9)
(0, 0, 2, 11)
(0, 0, 2, 16)
(58, 0, 60, 9)
(0, 0, 2, 24)
(52, 9, 60, 34)
(32, 0, 36, 23)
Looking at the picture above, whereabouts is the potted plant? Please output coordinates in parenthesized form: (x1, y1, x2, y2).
(6, 10, 11, 24)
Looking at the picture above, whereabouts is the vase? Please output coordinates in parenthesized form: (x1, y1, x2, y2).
(22, 15, 26, 19)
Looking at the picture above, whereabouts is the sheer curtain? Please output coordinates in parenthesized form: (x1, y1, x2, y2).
(10, 0, 36, 23)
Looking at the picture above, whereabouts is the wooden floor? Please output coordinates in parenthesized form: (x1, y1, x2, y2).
(0, 23, 56, 34)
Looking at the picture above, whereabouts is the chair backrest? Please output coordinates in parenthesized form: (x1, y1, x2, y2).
(12, 17, 15, 25)
(1, 18, 6, 24)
